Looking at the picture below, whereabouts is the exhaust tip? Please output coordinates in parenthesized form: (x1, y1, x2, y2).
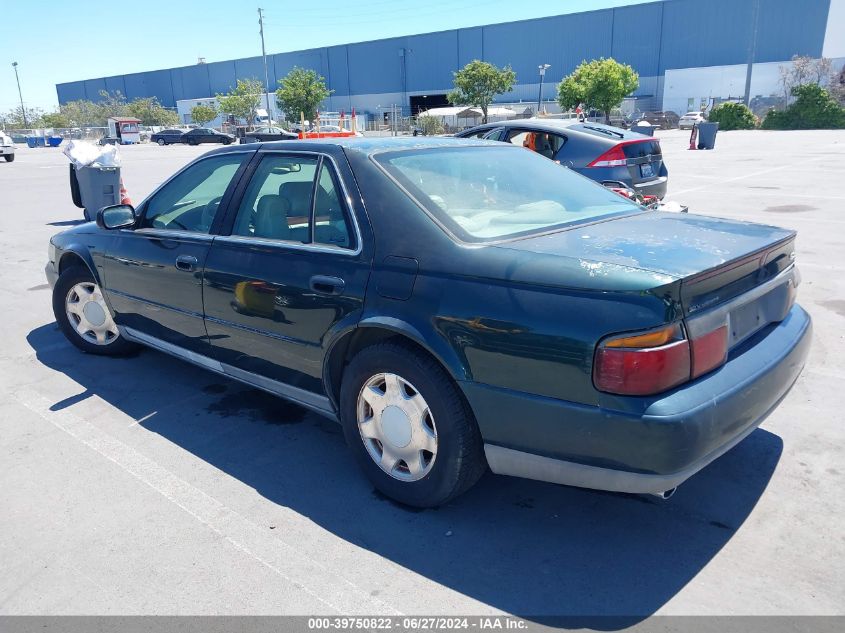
(650, 487, 677, 500)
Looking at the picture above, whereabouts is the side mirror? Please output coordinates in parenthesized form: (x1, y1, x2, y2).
(97, 204, 136, 230)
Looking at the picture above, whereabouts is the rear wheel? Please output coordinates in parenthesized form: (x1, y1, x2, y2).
(340, 342, 486, 507)
(4, 154, 13, 162)
(53, 265, 137, 355)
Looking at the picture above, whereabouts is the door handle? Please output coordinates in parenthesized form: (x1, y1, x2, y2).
(309, 275, 345, 296)
(175, 255, 198, 272)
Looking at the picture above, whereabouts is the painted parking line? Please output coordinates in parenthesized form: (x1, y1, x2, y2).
(13, 388, 403, 616)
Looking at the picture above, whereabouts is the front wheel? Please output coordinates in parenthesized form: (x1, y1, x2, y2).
(52, 265, 137, 355)
(157, 138, 166, 146)
(5, 153, 15, 162)
(340, 342, 486, 507)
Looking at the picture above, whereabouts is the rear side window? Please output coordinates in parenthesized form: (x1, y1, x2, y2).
(504, 130, 567, 160)
(375, 145, 640, 242)
(231, 154, 354, 249)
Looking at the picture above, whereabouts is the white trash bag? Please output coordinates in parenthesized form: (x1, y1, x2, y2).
(62, 140, 121, 169)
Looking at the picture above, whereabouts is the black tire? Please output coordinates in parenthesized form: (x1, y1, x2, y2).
(4, 154, 14, 162)
(52, 265, 137, 356)
(222, 138, 232, 145)
(157, 138, 166, 146)
(339, 341, 486, 507)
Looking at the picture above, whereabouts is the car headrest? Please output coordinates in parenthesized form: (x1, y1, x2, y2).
(254, 194, 291, 240)
(278, 181, 314, 215)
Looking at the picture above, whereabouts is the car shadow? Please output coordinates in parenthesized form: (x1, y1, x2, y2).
(27, 323, 783, 625)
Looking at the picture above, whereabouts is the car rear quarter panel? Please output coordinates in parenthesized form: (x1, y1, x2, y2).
(345, 149, 682, 407)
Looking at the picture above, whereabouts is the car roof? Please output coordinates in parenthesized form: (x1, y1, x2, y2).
(206, 135, 499, 158)
(464, 118, 645, 142)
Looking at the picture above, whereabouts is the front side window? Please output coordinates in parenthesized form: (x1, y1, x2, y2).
(375, 145, 640, 242)
(231, 154, 354, 249)
(142, 154, 246, 233)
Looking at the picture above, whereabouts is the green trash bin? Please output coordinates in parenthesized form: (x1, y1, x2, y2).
(697, 122, 719, 149)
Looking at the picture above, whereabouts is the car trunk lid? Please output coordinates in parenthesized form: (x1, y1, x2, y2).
(498, 211, 797, 312)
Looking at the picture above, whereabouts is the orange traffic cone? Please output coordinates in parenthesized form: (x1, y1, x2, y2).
(688, 125, 698, 150)
(119, 177, 133, 206)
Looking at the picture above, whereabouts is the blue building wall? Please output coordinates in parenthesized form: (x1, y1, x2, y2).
(56, 0, 831, 110)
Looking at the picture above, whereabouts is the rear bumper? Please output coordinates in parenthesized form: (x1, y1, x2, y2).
(462, 304, 812, 494)
(633, 176, 668, 199)
(0, 146, 13, 156)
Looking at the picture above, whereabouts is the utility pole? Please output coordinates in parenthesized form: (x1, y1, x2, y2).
(11, 62, 27, 128)
(258, 8, 272, 123)
(743, 0, 760, 106)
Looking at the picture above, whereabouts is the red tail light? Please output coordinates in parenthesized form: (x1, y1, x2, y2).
(594, 322, 730, 396)
(690, 325, 728, 379)
(587, 144, 627, 168)
(593, 324, 691, 396)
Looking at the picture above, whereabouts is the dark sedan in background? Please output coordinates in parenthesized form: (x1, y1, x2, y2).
(181, 128, 235, 145)
(45, 137, 810, 507)
(242, 126, 299, 144)
(151, 129, 187, 145)
(457, 119, 669, 198)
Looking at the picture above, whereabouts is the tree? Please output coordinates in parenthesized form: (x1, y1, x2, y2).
(126, 97, 179, 126)
(96, 90, 127, 120)
(217, 78, 264, 130)
(190, 103, 218, 127)
(1, 105, 44, 129)
(762, 83, 845, 129)
(275, 67, 333, 124)
(39, 111, 72, 128)
(778, 56, 833, 106)
(447, 60, 516, 123)
(59, 99, 106, 127)
(558, 57, 638, 124)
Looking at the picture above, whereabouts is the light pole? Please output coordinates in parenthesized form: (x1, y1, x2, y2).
(11, 62, 27, 128)
(258, 8, 272, 125)
(537, 64, 550, 115)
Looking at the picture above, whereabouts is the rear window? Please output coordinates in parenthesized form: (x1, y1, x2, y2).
(374, 145, 641, 242)
(623, 140, 662, 158)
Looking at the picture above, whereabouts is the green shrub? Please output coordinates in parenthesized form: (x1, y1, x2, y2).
(707, 102, 757, 130)
(762, 83, 845, 129)
(416, 114, 445, 136)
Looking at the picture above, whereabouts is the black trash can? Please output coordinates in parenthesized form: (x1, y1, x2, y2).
(631, 123, 655, 137)
(697, 122, 719, 149)
(70, 164, 121, 221)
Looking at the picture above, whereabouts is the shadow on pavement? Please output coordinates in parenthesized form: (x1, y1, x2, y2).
(27, 323, 782, 626)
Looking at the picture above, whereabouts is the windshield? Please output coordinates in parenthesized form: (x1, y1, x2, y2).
(374, 145, 641, 242)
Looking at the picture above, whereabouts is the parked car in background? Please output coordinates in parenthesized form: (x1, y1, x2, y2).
(1, 131, 15, 162)
(637, 111, 680, 129)
(181, 128, 235, 145)
(457, 119, 668, 198)
(679, 111, 708, 129)
(242, 126, 298, 143)
(44, 137, 809, 507)
(152, 129, 189, 145)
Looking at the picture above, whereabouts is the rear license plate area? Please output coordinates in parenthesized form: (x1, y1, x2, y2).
(640, 163, 655, 178)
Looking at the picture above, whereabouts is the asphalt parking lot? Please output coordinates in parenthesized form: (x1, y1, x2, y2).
(1, 130, 843, 618)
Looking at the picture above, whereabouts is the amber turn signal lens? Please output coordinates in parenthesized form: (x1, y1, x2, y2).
(604, 324, 683, 349)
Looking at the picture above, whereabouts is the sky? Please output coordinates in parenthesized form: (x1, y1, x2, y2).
(0, 0, 643, 112)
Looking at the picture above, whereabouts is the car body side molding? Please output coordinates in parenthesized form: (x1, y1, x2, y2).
(121, 326, 337, 420)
